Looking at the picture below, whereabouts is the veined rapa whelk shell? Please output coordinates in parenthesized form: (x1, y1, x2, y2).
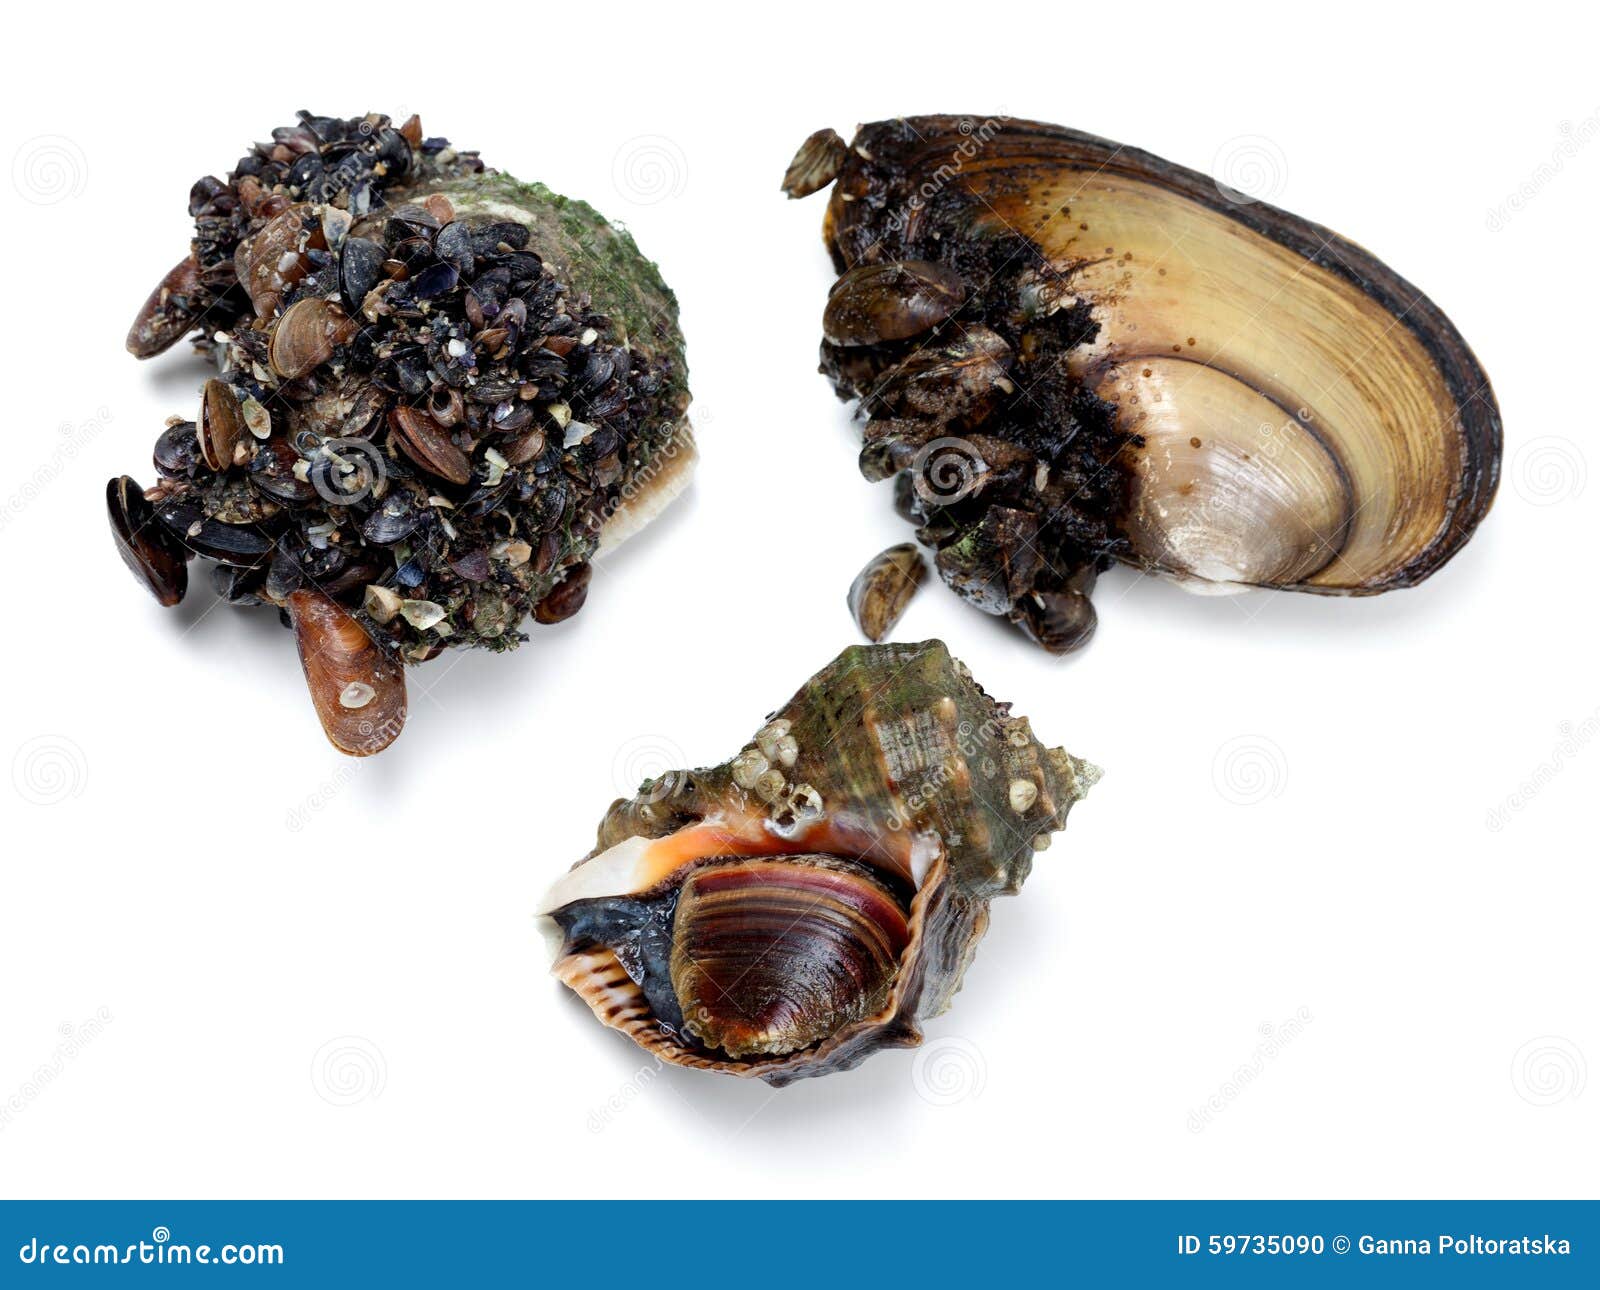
(538, 641, 1097, 1084)
(790, 116, 1502, 652)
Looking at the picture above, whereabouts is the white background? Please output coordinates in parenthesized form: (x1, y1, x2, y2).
(1, 1, 1594, 1199)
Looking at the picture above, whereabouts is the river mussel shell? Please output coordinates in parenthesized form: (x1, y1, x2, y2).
(539, 641, 1097, 1084)
(795, 116, 1502, 652)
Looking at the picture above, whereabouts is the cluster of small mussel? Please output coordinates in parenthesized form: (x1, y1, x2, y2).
(110, 111, 690, 753)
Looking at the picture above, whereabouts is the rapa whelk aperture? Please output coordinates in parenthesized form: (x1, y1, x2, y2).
(787, 116, 1502, 652)
(540, 641, 1097, 1084)
(110, 110, 694, 754)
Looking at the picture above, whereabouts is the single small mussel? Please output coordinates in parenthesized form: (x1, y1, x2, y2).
(109, 111, 695, 754)
(788, 116, 1502, 652)
(539, 641, 1097, 1084)
(847, 542, 926, 642)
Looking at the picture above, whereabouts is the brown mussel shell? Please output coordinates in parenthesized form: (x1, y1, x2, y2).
(848, 542, 927, 642)
(286, 589, 407, 756)
(106, 476, 189, 607)
(198, 379, 245, 473)
(390, 406, 472, 486)
(125, 255, 205, 359)
(268, 298, 356, 380)
(793, 116, 1502, 652)
(539, 641, 1097, 1085)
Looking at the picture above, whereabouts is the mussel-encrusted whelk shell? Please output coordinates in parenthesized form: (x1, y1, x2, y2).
(793, 116, 1502, 653)
(110, 110, 697, 753)
(286, 589, 407, 756)
(538, 641, 1098, 1084)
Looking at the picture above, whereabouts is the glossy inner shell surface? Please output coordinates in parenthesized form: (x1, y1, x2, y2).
(816, 116, 1499, 605)
(542, 765, 943, 1084)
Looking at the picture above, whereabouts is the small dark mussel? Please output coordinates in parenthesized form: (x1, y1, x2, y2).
(109, 110, 696, 754)
(788, 116, 1502, 653)
(106, 477, 188, 607)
